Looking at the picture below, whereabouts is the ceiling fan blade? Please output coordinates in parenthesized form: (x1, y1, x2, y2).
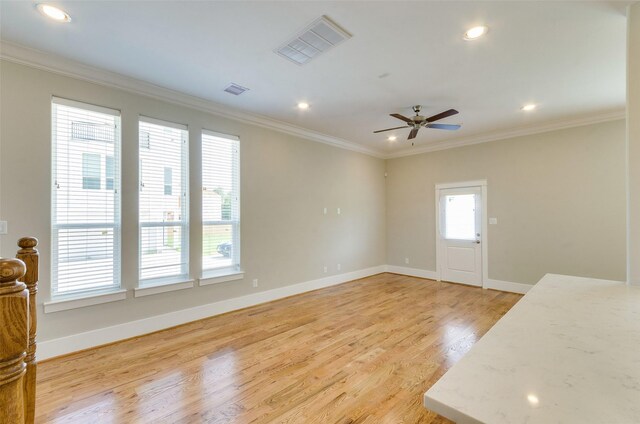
(408, 127, 419, 140)
(390, 113, 413, 123)
(427, 123, 461, 131)
(373, 126, 408, 134)
(426, 109, 459, 123)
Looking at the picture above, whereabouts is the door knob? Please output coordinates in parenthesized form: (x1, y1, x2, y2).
(474, 240, 481, 244)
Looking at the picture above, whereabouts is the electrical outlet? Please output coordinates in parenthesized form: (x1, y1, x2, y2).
(0, 221, 7, 235)
(323, 266, 328, 273)
(489, 217, 498, 225)
(405, 257, 409, 264)
(337, 263, 341, 271)
(252, 279, 258, 288)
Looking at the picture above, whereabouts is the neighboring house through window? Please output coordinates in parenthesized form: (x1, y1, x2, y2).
(164, 167, 172, 196)
(82, 153, 101, 190)
(106, 156, 115, 190)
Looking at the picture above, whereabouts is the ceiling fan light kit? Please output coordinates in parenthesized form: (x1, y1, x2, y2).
(374, 105, 461, 145)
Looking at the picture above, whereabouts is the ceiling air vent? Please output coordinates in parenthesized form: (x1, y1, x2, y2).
(275, 15, 352, 65)
(224, 83, 249, 96)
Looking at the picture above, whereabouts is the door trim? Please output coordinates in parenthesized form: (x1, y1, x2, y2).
(435, 180, 489, 289)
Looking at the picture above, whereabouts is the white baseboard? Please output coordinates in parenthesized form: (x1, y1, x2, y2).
(38, 265, 386, 360)
(385, 265, 532, 295)
(484, 278, 532, 294)
(385, 265, 439, 280)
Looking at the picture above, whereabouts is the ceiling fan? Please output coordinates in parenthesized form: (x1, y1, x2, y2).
(374, 105, 461, 143)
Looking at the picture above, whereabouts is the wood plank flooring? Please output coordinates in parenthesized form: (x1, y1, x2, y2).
(36, 273, 522, 423)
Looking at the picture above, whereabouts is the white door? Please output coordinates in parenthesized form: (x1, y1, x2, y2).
(438, 186, 482, 286)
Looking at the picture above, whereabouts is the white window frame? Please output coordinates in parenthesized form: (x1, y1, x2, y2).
(201, 129, 241, 280)
(138, 116, 190, 287)
(50, 97, 122, 301)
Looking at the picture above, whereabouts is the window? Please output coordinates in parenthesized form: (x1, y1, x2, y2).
(72, 121, 115, 143)
(444, 194, 477, 240)
(82, 153, 101, 190)
(51, 98, 121, 298)
(202, 130, 240, 275)
(106, 156, 115, 190)
(139, 117, 189, 285)
(164, 167, 173, 196)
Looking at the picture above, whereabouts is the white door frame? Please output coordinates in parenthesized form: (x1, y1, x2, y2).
(435, 180, 489, 289)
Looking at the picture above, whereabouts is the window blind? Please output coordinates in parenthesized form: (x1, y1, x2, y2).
(139, 117, 189, 285)
(51, 98, 121, 298)
(202, 130, 240, 275)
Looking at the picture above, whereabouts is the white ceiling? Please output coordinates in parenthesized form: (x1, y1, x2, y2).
(0, 1, 630, 156)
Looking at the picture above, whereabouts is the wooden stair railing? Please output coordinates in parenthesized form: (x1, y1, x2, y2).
(0, 237, 38, 424)
(16, 237, 38, 424)
(0, 257, 28, 423)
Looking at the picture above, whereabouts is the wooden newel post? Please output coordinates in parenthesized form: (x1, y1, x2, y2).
(16, 237, 38, 424)
(0, 258, 28, 424)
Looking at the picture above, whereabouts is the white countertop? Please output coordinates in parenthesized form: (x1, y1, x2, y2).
(424, 274, 640, 424)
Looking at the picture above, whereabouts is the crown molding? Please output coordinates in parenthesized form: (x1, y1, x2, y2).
(0, 41, 385, 158)
(385, 109, 626, 159)
(0, 41, 625, 161)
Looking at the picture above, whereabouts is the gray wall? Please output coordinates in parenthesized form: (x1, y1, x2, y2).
(0, 58, 629, 344)
(0, 60, 387, 341)
(386, 120, 627, 285)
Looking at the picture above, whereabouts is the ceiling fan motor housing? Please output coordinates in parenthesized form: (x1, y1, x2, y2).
(412, 105, 426, 125)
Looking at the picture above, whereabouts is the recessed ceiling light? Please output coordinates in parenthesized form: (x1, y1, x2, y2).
(36, 4, 71, 22)
(297, 102, 310, 110)
(521, 104, 537, 111)
(387, 135, 397, 141)
(464, 25, 488, 40)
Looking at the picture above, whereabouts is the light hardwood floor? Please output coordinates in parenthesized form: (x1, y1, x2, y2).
(36, 273, 521, 423)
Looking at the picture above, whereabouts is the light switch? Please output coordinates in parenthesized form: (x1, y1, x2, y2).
(337, 207, 341, 215)
(489, 218, 498, 225)
(0, 221, 7, 235)
(323, 207, 327, 215)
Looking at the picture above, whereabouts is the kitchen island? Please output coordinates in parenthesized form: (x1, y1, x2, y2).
(424, 274, 640, 424)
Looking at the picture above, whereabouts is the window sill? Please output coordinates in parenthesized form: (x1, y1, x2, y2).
(134, 279, 194, 298)
(199, 270, 245, 286)
(44, 289, 127, 313)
